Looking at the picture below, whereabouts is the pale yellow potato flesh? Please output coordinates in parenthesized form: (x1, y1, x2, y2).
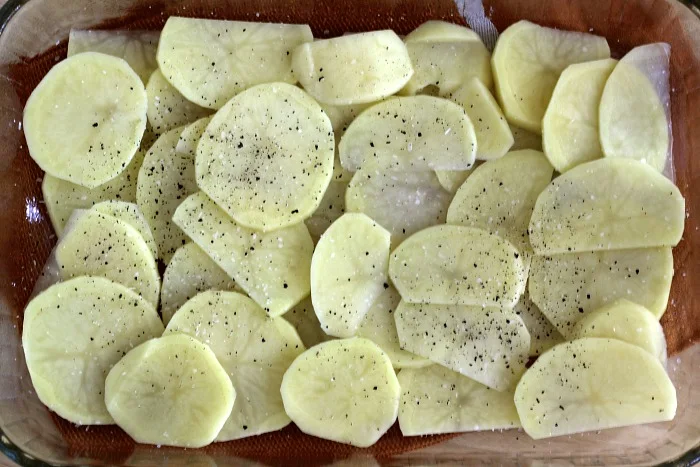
(305, 181, 348, 243)
(404, 21, 481, 43)
(434, 164, 480, 194)
(513, 291, 564, 356)
(283, 296, 333, 349)
(92, 200, 157, 258)
(145, 69, 211, 134)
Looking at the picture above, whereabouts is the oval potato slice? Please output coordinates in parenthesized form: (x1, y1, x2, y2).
(146, 69, 211, 134)
(92, 200, 157, 258)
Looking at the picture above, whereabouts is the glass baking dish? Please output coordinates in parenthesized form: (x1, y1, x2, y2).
(0, 0, 699, 464)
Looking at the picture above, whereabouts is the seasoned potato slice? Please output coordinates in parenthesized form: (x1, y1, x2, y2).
(320, 101, 374, 182)
(283, 296, 332, 348)
(513, 292, 563, 356)
(92, 200, 157, 258)
(145, 69, 211, 134)
(435, 167, 477, 194)
(305, 181, 348, 242)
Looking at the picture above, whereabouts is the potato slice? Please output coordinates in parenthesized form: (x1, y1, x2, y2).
(158, 17, 312, 109)
(542, 59, 616, 172)
(281, 338, 400, 447)
(346, 169, 451, 247)
(22, 277, 163, 425)
(404, 20, 481, 43)
(196, 83, 334, 231)
(320, 101, 373, 182)
(492, 20, 610, 132)
(513, 292, 563, 356)
(434, 162, 481, 194)
(292, 31, 412, 105)
(105, 334, 235, 448)
(24, 52, 147, 188)
(92, 200, 157, 258)
(175, 115, 212, 155)
(165, 291, 304, 440)
(173, 191, 313, 317)
(390, 225, 526, 308)
(160, 243, 239, 325)
(311, 213, 390, 338)
(447, 150, 553, 253)
(572, 299, 667, 364)
(599, 44, 671, 173)
(510, 124, 542, 151)
(339, 96, 477, 171)
(395, 301, 529, 391)
(305, 181, 347, 242)
(283, 296, 332, 348)
(398, 364, 520, 436)
(529, 248, 673, 337)
(529, 159, 684, 255)
(146, 69, 211, 134)
(515, 338, 676, 439)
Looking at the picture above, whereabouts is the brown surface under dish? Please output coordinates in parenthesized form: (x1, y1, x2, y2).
(0, 0, 698, 465)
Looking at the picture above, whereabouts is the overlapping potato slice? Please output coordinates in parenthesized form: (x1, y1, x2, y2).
(283, 297, 332, 348)
(196, 83, 334, 231)
(92, 200, 157, 258)
(292, 31, 412, 105)
(528, 159, 684, 255)
(492, 20, 610, 132)
(173, 191, 313, 317)
(305, 181, 348, 242)
(145, 69, 211, 134)
(175, 115, 211, 155)
(158, 17, 312, 109)
(510, 124, 542, 150)
(281, 338, 400, 447)
(404, 20, 481, 43)
(24, 52, 147, 188)
(311, 213, 390, 338)
(22, 277, 163, 425)
(395, 301, 530, 391)
(515, 338, 676, 439)
(434, 165, 479, 194)
(513, 292, 564, 356)
(105, 334, 235, 448)
(398, 365, 520, 435)
(320, 101, 374, 182)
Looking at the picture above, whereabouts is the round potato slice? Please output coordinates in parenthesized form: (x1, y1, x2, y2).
(305, 181, 348, 242)
(434, 162, 481, 194)
(22, 277, 163, 425)
(281, 338, 400, 447)
(398, 364, 520, 436)
(283, 296, 333, 349)
(513, 292, 563, 356)
(165, 291, 305, 440)
(146, 69, 211, 134)
(92, 200, 157, 258)
(105, 334, 235, 448)
(404, 20, 482, 43)
(528, 158, 685, 255)
(492, 20, 610, 133)
(515, 338, 676, 439)
(311, 213, 390, 338)
(24, 52, 147, 188)
(196, 83, 334, 231)
(389, 225, 527, 308)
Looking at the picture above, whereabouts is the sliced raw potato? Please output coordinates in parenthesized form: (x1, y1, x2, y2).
(346, 169, 452, 246)
(513, 292, 564, 356)
(398, 365, 520, 436)
(395, 301, 530, 391)
(356, 285, 430, 369)
(449, 78, 513, 160)
(305, 181, 347, 242)
(173, 191, 313, 317)
(137, 127, 199, 262)
(542, 59, 616, 172)
(158, 17, 312, 109)
(23, 52, 147, 188)
(92, 200, 157, 258)
(105, 334, 235, 448)
(68, 29, 159, 83)
(435, 162, 481, 194)
(165, 291, 305, 440)
(404, 20, 481, 43)
(510, 124, 542, 151)
(197, 83, 334, 231)
(320, 101, 374, 183)
(390, 225, 527, 308)
(340, 96, 477, 171)
(55, 209, 160, 306)
(572, 299, 667, 364)
(529, 248, 673, 337)
(160, 243, 239, 325)
(283, 296, 332, 348)
(599, 43, 671, 173)
(146, 69, 211, 134)
(515, 338, 676, 439)
(492, 20, 610, 132)
(311, 213, 390, 338)
(292, 31, 412, 105)
(446, 150, 553, 252)
(281, 338, 400, 447)
(22, 277, 163, 425)
(529, 158, 685, 254)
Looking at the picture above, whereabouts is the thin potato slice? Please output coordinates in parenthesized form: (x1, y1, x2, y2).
(339, 96, 477, 171)
(22, 277, 163, 425)
(292, 31, 412, 105)
(404, 21, 481, 43)
(492, 20, 610, 132)
(311, 213, 390, 338)
(529, 248, 673, 337)
(24, 52, 147, 188)
(398, 365, 520, 436)
(173, 191, 313, 317)
(283, 297, 332, 348)
(513, 292, 564, 356)
(196, 83, 334, 231)
(92, 200, 157, 258)
(320, 101, 374, 183)
(176, 115, 212, 155)
(305, 181, 347, 242)
(434, 162, 481, 194)
(515, 338, 676, 439)
(146, 69, 211, 134)
(528, 159, 684, 255)
(395, 301, 530, 391)
(165, 291, 305, 440)
(510, 124, 542, 151)
(281, 338, 400, 447)
(105, 334, 235, 448)
(158, 17, 312, 109)
(390, 226, 526, 308)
